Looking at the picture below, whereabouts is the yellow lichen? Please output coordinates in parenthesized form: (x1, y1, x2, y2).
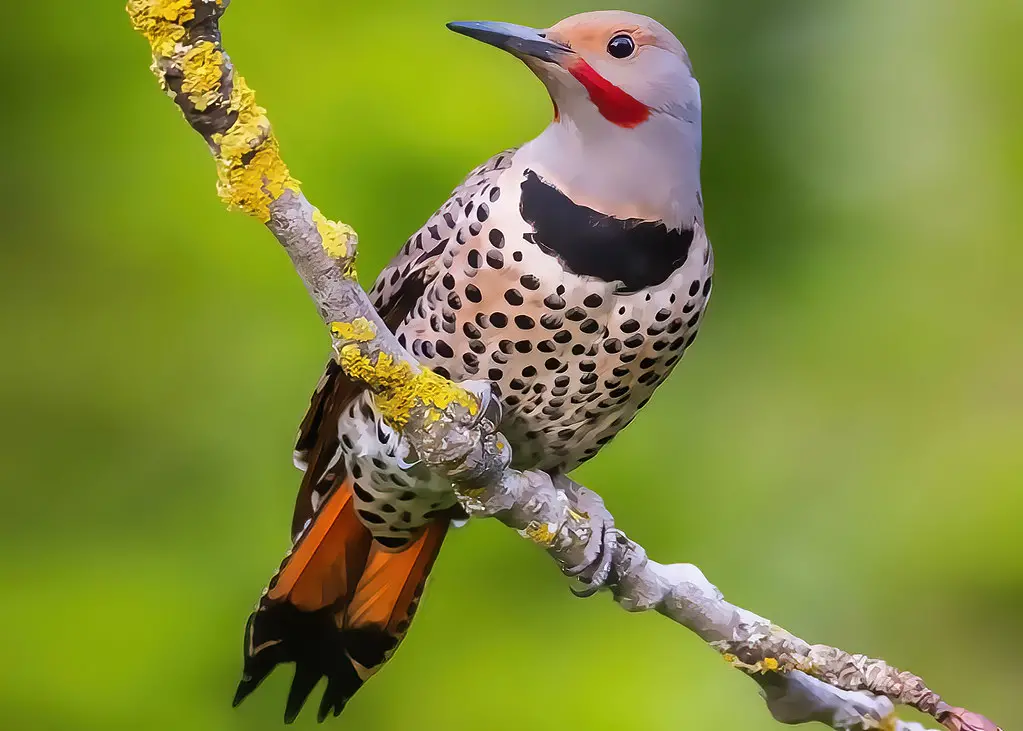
(330, 318, 376, 343)
(313, 209, 355, 261)
(724, 653, 783, 674)
(126, 0, 194, 56)
(762, 657, 779, 672)
(338, 346, 478, 429)
(522, 521, 558, 547)
(179, 40, 224, 111)
(211, 75, 299, 221)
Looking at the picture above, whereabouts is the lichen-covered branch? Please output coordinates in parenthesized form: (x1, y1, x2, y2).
(126, 3, 1001, 731)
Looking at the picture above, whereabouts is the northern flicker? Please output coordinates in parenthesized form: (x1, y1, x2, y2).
(234, 11, 712, 722)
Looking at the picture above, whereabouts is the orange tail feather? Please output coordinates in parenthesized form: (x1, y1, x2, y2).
(234, 478, 448, 723)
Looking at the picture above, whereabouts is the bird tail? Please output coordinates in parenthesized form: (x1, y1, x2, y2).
(233, 477, 448, 722)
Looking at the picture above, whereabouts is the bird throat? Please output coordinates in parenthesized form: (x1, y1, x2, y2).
(566, 59, 651, 129)
(519, 170, 694, 292)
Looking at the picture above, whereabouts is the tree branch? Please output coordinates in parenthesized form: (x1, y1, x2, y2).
(126, 3, 1000, 731)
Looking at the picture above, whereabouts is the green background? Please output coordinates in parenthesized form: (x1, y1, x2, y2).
(1, 1, 1020, 729)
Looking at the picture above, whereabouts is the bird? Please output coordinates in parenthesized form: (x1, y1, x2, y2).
(233, 10, 713, 723)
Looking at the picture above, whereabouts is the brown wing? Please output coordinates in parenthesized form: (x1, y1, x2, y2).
(289, 148, 517, 536)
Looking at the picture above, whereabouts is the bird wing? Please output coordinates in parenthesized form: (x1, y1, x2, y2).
(289, 148, 517, 537)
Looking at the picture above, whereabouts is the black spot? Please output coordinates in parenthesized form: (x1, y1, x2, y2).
(456, 228, 467, 245)
(447, 292, 462, 310)
(436, 341, 454, 358)
(583, 293, 603, 308)
(489, 229, 505, 248)
(488, 368, 503, 380)
(682, 302, 695, 314)
(687, 313, 701, 328)
(490, 187, 501, 202)
(463, 322, 481, 339)
(667, 318, 684, 334)
(580, 319, 599, 334)
(639, 372, 659, 386)
(603, 339, 622, 354)
(532, 383, 546, 394)
(476, 204, 489, 222)
(655, 308, 671, 322)
(353, 482, 375, 503)
(375, 536, 408, 549)
(579, 361, 596, 372)
(519, 170, 695, 292)
(490, 312, 508, 328)
(358, 510, 386, 525)
(464, 201, 474, 216)
(465, 284, 482, 303)
(486, 250, 504, 268)
(467, 250, 481, 269)
(521, 365, 537, 378)
(558, 428, 576, 440)
(689, 280, 701, 297)
(442, 273, 455, 289)
(504, 289, 523, 306)
(463, 353, 479, 368)
(514, 315, 535, 329)
(421, 340, 436, 358)
(380, 503, 397, 513)
(537, 340, 555, 353)
(624, 334, 645, 349)
(554, 330, 572, 344)
(469, 222, 483, 236)
(571, 344, 585, 355)
(520, 274, 541, 290)
(469, 340, 486, 354)
(498, 339, 514, 354)
(565, 307, 586, 322)
(612, 366, 630, 377)
(703, 277, 713, 296)
(512, 251, 523, 262)
(434, 366, 450, 379)
(580, 372, 598, 385)
(351, 463, 363, 479)
(610, 386, 630, 398)
(545, 358, 561, 371)
(544, 294, 566, 310)
(540, 313, 563, 330)
(640, 357, 658, 369)
(510, 378, 526, 391)
(514, 340, 532, 353)
(620, 319, 640, 334)
(554, 375, 570, 388)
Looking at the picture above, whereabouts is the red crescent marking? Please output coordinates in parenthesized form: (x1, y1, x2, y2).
(567, 59, 651, 128)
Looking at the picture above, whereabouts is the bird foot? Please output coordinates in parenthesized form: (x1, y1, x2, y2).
(556, 481, 622, 598)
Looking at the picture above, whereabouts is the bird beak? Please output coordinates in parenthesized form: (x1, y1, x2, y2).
(447, 21, 574, 64)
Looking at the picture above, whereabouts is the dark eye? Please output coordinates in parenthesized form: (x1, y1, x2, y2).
(607, 34, 636, 59)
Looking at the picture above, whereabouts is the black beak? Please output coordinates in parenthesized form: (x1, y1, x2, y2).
(447, 21, 574, 64)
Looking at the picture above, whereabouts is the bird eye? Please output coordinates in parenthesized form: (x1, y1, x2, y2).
(607, 34, 636, 59)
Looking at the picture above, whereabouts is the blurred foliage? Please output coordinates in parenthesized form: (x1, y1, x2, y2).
(0, 1, 1020, 729)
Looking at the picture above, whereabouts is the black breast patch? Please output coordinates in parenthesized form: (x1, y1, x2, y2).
(519, 170, 694, 293)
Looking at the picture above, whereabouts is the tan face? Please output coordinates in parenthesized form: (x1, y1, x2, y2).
(540, 11, 697, 123)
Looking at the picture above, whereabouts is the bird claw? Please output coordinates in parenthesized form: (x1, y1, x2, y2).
(556, 480, 621, 597)
(459, 379, 503, 431)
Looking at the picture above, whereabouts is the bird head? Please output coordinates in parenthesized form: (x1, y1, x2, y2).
(447, 11, 699, 133)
